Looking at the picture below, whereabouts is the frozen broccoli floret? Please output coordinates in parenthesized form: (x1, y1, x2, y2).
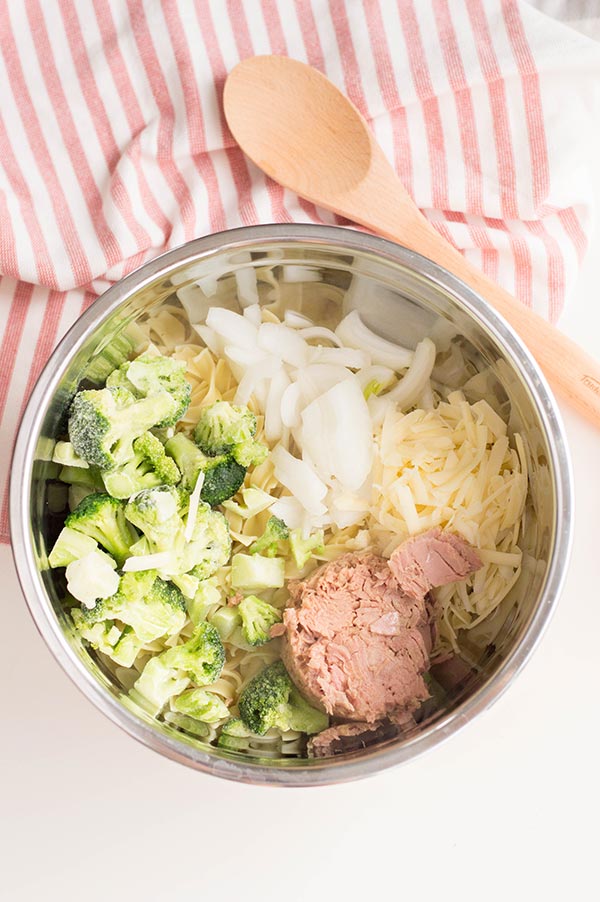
(187, 578, 221, 626)
(66, 492, 135, 566)
(58, 464, 105, 490)
(289, 528, 325, 569)
(238, 595, 282, 646)
(194, 401, 257, 455)
(48, 526, 98, 568)
(170, 572, 199, 600)
(68, 386, 178, 469)
(66, 550, 120, 608)
(230, 553, 285, 590)
(217, 717, 256, 751)
(180, 503, 232, 579)
(107, 352, 191, 427)
(72, 612, 145, 667)
(171, 688, 229, 723)
(165, 431, 246, 506)
(82, 571, 186, 643)
(165, 432, 210, 492)
(231, 438, 268, 468)
(125, 486, 185, 555)
(238, 661, 328, 736)
(130, 621, 225, 715)
(103, 432, 181, 499)
(84, 326, 145, 385)
(248, 516, 289, 557)
(52, 441, 89, 468)
(200, 457, 246, 507)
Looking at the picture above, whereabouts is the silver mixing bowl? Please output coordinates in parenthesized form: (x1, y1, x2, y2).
(10, 225, 573, 785)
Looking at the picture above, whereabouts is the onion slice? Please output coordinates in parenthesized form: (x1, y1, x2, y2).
(384, 337, 437, 410)
(335, 310, 414, 370)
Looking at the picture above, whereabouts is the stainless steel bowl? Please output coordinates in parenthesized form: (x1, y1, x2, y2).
(10, 224, 573, 786)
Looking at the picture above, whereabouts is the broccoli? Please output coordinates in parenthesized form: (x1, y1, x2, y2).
(81, 571, 186, 643)
(222, 486, 275, 519)
(125, 486, 185, 555)
(289, 528, 325, 569)
(84, 325, 145, 385)
(187, 578, 221, 626)
(248, 516, 289, 557)
(238, 661, 328, 736)
(217, 717, 255, 751)
(68, 386, 178, 469)
(238, 595, 282, 646)
(52, 441, 89, 468)
(131, 621, 225, 715)
(230, 553, 285, 590)
(194, 401, 257, 455)
(170, 572, 200, 600)
(72, 613, 145, 668)
(48, 526, 98, 568)
(165, 431, 246, 506)
(65, 549, 120, 608)
(179, 503, 232, 579)
(58, 464, 105, 490)
(103, 432, 181, 499)
(66, 492, 135, 566)
(171, 688, 229, 723)
(231, 438, 268, 468)
(107, 352, 191, 427)
(200, 456, 246, 507)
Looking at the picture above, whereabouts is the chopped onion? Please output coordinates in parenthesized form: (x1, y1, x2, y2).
(384, 337, 437, 410)
(193, 324, 225, 357)
(265, 367, 291, 442)
(280, 381, 302, 429)
(206, 307, 258, 349)
(234, 265, 260, 308)
(243, 303, 262, 326)
(234, 356, 282, 406)
(258, 322, 309, 368)
(224, 345, 272, 367)
(298, 326, 343, 346)
(284, 310, 314, 328)
(308, 346, 371, 369)
(269, 496, 305, 530)
(356, 365, 397, 396)
(293, 364, 352, 407)
(271, 445, 328, 515)
(335, 310, 414, 370)
(300, 377, 373, 492)
(184, 471, 205, 542)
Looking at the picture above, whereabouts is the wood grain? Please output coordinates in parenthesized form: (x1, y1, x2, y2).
(224, 55, 600, 426)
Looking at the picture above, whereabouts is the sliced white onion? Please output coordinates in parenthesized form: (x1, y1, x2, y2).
(335, 310, 414, 370)
(356, 365, 397, 396)
(234, 356, 282, 406)
(293, 364, 352, 407)
(384, 337, 437, 411)
(284, 310, 314, 328)
(300, 377, 373, 492)
(193, 324, 225, 357)
(184, 471, 205, 542)
(243, 303, 262, 326)
(271, 445, 328, 515)
(123, 552, 175, 572)
(269, 496, 305, 530)
(308, 346, 371, 369)
(258, 322, 308, 368)
(235, 266, 260, 308)
(224, 345, 271, 367)
(298, 326, 343, 346)
(265, 367, 291, 443)
(206, 307, 258, 349)
(280, 381, 302, 429)
(282, 265, 321, 283)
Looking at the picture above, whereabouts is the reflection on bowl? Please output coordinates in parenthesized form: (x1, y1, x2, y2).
(10, 225, 572, 786)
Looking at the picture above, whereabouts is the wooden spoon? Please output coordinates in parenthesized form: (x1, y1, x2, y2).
(224, 54, 600, 427)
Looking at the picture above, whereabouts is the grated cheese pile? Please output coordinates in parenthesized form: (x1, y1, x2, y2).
(369, 390, 528, 653)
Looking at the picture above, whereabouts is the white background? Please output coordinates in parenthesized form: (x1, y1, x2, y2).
(3, 42, 600, 901)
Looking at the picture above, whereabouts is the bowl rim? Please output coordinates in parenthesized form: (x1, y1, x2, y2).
(9, 223, 573, 786)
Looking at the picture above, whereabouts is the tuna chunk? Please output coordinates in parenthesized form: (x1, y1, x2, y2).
(308, 721, 399, 758)
(389, 528, 481, 599)
(282, 553, 431, 723)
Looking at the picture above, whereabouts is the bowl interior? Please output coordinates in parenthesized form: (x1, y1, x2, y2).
(13, 230, 565, 784)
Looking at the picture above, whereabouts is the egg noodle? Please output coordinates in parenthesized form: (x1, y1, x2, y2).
(95, 295, 527, 750)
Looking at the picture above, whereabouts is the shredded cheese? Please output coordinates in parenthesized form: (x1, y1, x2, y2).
(184, 471, 205, 542)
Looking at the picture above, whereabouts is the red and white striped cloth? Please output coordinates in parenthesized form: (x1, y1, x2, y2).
(1, 0, 600, 544)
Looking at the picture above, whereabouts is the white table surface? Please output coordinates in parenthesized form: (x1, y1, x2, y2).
(3, 195, 599, 902)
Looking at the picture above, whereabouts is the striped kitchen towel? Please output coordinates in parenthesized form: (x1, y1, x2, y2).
(1, 0, 600, 543)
